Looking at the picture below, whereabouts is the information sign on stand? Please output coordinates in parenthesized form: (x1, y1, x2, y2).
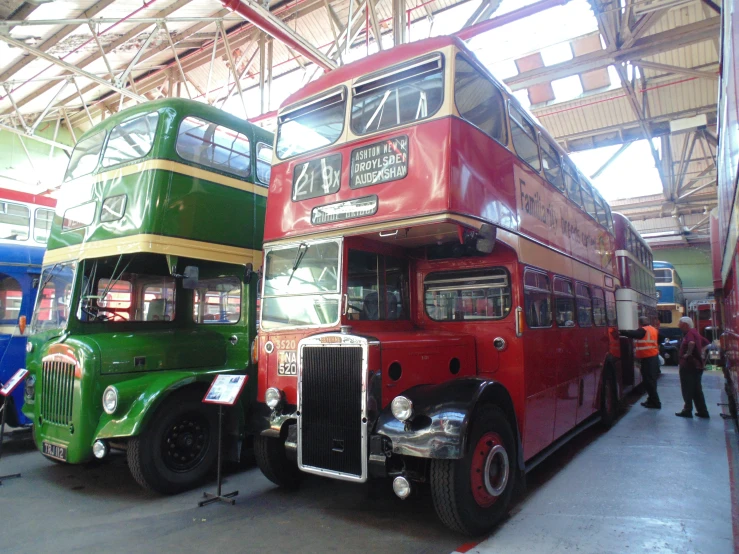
(0, 368, 28, 485)
(198, 374, 248, 507)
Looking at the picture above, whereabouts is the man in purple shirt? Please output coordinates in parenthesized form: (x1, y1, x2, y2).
(675, 317, 710, 419)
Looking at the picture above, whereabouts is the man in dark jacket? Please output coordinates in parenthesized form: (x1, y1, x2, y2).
(675, 317, 710, 419)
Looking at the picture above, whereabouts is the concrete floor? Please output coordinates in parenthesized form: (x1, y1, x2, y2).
(0, 368, 736, 554)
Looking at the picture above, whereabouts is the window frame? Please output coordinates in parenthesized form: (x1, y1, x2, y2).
(0, 201, 30, 242)
(175, 115, 253, 179)
(64, 129, 106, 182)
(539, 134, 565, 192)
(255, 142, 273, 186)
(99, 195, 127, 223)
(424, 267, 512, 323)
(507, 101, 541, 171)
(523, 268, 553, 329)
(101, 111, 160, 169)
(62, 201, 97, 232)
(575, 282, 593, 327)
(0, 274, 23, 323)
(350, 53, 445, 137)
(276, 86, 347, 160)
(453, 54, 508, 146)
(563, 161, 582, 206)
(34, 208, 54, 244)
(592, 286, 607, 327)
(193, 276, 242, 325)
(553, 276, 576, 328)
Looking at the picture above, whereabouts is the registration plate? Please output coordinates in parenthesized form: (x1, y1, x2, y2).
(277, 350, 298, 376)
(42, 441, 67, 462)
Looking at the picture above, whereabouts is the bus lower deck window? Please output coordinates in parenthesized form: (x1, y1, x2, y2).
(424, 268, 511, 322)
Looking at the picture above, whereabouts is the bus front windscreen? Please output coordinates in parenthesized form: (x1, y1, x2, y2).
(31, 262, 76, 334)
(276, 89, 346, 160)
(261, 241, 341, 330)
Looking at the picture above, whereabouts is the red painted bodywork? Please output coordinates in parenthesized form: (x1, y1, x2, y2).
(261, 37, 627, 463)
(0, 187, 56, 208)
(715, 2, 739, 418)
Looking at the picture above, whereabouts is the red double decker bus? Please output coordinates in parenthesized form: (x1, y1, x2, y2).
(253, 36, 647, 535)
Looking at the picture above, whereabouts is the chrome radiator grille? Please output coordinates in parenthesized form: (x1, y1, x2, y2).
(41, 359, 75, 426)
(299, 345, 363, 478)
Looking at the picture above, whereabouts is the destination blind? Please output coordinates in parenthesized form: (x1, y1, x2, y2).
(351, 136, 408, 189)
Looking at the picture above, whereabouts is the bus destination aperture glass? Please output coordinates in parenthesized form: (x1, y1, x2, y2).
(350, 136, 408, 189)
(292, 154, 342, 201)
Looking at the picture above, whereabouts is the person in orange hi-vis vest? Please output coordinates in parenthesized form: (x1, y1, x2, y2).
(620, 316, 662, 409)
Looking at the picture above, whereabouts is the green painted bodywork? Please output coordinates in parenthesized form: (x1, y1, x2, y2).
(23, 99, 271, 465)
(46, 98, 271, 253)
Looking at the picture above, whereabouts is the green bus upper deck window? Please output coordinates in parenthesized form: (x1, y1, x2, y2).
(0, 201, 30, 241)
(256, 143, 273, 185)
(177, 116, 251, 178)
(276, 88, 346, 160)
(351, 55, 444, 136)
(102, 112, 159, 168)
(62, 201, 96, 231)
(65, 130, 105, 181)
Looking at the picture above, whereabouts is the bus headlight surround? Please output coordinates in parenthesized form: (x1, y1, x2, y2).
(391, 396, 413, 422)
(265, 387, 283, 409)
(102, 386, 118, 415)
(24, 374, 35, 401)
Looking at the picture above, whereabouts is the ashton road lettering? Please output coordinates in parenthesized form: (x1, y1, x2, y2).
(351, 136, 408, 189)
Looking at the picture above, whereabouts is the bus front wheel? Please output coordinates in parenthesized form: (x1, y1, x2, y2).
(127, 394, 217, 494)
(254, 434, 302, 489)
(430, 405, 516, 536)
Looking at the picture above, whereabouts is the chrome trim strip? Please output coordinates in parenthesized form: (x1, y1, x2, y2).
(297, 333, 369, 483)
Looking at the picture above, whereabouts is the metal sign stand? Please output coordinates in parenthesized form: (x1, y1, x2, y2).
(197, 374, 248, 508)
(198, 404, 238, 507)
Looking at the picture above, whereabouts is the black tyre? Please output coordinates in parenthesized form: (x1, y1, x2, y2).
(600, 368, 618, 429)
(430, 405, 516, 536)
(127, 394, 217, 494)
(254, 434, 302, 489)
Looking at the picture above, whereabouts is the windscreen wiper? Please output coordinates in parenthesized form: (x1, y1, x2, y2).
(286, 243, 308, 287)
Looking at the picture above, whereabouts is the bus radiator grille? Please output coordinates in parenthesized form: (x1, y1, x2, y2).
(40, 360, 75, 426)
(300, 346, 363, 477)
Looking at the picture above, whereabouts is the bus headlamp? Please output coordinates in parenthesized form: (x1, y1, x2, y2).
(391, 396, 413, 422)
(102, 386, 118, 415)
(26, 341, 33, 354)
(265, 387, 283, 409)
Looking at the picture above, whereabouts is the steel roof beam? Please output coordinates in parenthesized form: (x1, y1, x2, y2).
(0, 122, 73, 152)
(635, 60, 717, 79)
(505, 17, 720, 91)
(0, 0, 194, 116)
(0, 35, 146, 103)
(590, 141, 633, 179)
(220, 0, 336, 70)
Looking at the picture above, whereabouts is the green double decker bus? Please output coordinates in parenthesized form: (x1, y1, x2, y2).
(22, 98, 272, 493)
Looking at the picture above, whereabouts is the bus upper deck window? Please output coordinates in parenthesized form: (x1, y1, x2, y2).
(580, 179, 597, 220)
(102, 112, 159, 168)
(0, 201, 30, 241)
(508, 104, 541, 171)
(256, 143, 273, 185)
(454, 56, 506, 144)
(351, 54, 444, 136)
(64, 130, 105, 181)
(177, 116, 252, 177)
(276, 88, 346, 159)
(540, 136, 564, 192)
(563, 162, 582, 206)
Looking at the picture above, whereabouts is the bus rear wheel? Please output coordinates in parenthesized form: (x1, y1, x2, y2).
(430, 405, 516, 536)
(254, 434, 302, 489)
(127, 395, 217, 494)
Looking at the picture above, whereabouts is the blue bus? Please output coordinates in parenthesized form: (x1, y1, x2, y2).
(653, 260, 685, 341)
(0, 189, 55, 426)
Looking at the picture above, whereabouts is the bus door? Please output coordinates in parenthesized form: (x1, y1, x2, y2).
(552, 276, 578, 439)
